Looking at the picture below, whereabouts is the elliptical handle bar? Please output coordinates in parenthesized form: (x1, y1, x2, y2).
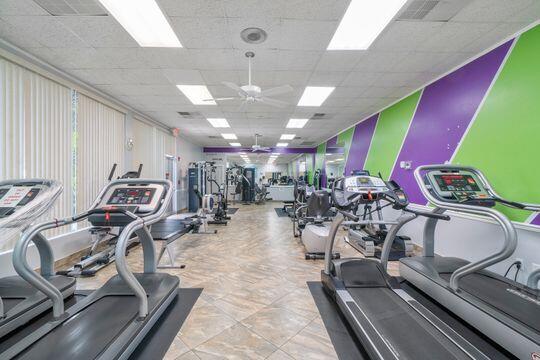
(336, 209, 359, 222)
(404, 208, 450, 221)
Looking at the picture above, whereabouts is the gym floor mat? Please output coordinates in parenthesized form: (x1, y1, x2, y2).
(213, 207, 238, 214)
(307, 281, 367, 360)
(131, 288, 202, 359)
(274, 208, 291, 217)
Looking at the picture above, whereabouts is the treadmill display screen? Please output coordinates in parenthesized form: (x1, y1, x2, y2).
(0, 187, 40, 207)
(0, 189, 8, 200)
(434, 174, 480, 192)
(107, 188, 156, 205)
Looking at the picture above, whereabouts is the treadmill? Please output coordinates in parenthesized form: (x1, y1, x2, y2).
(322, 175, 507, 359)
(1, 178, 179, 360)
(0, 179, 75, 338)
(395, 164, 540, 359)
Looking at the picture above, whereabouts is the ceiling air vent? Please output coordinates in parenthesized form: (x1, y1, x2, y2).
(177, 111, 202, 118)
(310, 113, 332, 120)
(301, 141, 315, 146)
(397, 0, 472, 22)
(208, 136, 221, 139)
(33, 0, 107, 16)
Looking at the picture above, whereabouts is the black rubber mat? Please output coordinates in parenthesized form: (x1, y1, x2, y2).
(307, 282, 367, 360)
(221, 207, 239, 214)
(131, 288, 202, 359)
(274, 208, 290, 217)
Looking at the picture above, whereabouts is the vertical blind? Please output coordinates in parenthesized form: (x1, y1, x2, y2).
(76, 94, 125, 213)
(0, 58, 72, 245)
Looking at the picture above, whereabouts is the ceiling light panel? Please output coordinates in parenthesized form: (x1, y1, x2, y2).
(327, 0, 407, 50)
(207, 118, 230, 128)
(177, 85, 216, 105)
(280, 134, 295, 140)
(286, 119, 309, 128)
(276, 143, 289, 147)
(99, 0, 182, 47)
(229, 142, 242, 147)
(221, 133, 237, 140)
(297, 87, 335, 107)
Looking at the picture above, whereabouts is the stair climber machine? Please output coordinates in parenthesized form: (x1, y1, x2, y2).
(291, 179, 314, 238)
(0, 179, 76, 339)
(396, 164, 540, 359)
(322, 174, 511, 359)
(293, 182, 339, 260)
(57, 163, 143, 277)
(0, 178, 179, 360)
(345, 172, 414, 260)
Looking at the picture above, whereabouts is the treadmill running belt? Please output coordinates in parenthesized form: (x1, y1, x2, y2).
(439, 272, 540, 333)
(17, 296, 138, 360)
(348, 287, 472, 359)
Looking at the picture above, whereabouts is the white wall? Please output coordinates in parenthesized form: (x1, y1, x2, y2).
(255, 164, 288, 181)
(381, 206, 540, 284)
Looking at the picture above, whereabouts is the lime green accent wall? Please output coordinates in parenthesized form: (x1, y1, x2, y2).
(364, 91, 421, 179)
(315, 143, 326, 171)
(337, 127, 355, 166)
(453, 27, 540, 222)
(306, 154, 314, 183)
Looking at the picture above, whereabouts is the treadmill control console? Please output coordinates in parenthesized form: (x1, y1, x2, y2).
(0, 185, 43, 218)
(425, 170, 494, 206)
(89, 183, 166, 227)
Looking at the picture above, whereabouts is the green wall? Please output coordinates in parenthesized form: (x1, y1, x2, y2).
(452, 26, 540, 221)
(364, 91, 421, 179)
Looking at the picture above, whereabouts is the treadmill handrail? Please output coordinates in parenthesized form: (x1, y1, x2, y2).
(13, 179, 173, 318)
(527, 268, 540, 289)
(324, 213, 345, 274)
(414, 165, 518, 291)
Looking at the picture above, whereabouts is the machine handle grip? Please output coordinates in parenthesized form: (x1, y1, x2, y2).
(406, 208, 450, 221)
(72, 207, 137, 222)
(495, 197, 526, 209)
(337, 209, 359, 222)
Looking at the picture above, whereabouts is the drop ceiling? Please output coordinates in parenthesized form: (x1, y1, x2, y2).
(0, 0, 538, 148)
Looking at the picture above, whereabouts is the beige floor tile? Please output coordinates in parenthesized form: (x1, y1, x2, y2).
(266, 349, 295, 360)
(212, 291, 268, 321)
(193, 323, 277, 359)
(179, 304, 237, 349)
(280, 318, 338, 360)
(163, 336, 190, 360)
(175, 351, 201, 360)
(241, 307, 312, 347)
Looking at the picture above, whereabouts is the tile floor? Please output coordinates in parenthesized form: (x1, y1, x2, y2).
(76, 202, 400, 359)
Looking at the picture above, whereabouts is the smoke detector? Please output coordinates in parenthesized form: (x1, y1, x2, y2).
(240, 27, 268, 44)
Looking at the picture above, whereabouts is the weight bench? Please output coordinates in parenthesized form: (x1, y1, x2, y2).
(150, 218, 196, 269)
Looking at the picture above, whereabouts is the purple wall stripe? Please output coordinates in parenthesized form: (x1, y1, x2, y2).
(344, 114, 378, 176)
(203, 147, 316, 154)
(389, 40, 513, 204)
(326, 135, 338, 147)
(532, 215, 540, 225)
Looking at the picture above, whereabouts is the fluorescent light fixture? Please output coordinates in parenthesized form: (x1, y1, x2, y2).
(272, 152, 280, 155)
(280, 134, 295, 140)
(327, 0, 407, 50)
(325, 153, 332, 156)
(286, 118, 309, 128)
(207, 118, 230, 128)
(276, 143, 288, 147)
(176, 85, 216, 105)
(221, 133, 237, 140)
(297, 87, 335, 107)
(239, 152, 246, 155)
(229, 142, 241, 147)
(99, 0, 182, 47)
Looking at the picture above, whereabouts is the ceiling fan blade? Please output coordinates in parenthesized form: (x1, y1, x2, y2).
(258, 97, 288, 108)
(260, 84, 293, 97)
(237, 100, 248, 112)
(208, 97, 241, 101)
(222, 81, 248, 96)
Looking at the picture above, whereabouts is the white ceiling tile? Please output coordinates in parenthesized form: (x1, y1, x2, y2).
(1, 15, 90, 48)
(161, 69, 205, 84)
(315, 51, 360, 71)
(389, 52, 449, 73)
(280, 0, 349, 21)
(417, 22, 497, 52)
(331, 86, 369, 98)
(277, 50, 321, 71)
(279, 19, 336, 50)
(200, 70, 242, 85)
(452, 0, 535, 22)
(354, 51, 408, 72)
(376, 72, 423, 87)
(308, 71, 349, 86)
(169, 16, 232, 49)
(0, 18, 43, 47)
(340, 72, 380, 87)
(139, 48, 196, 69)
(371, 21, 445, 51)
(0, 0, 48, 15)
(57, 16, 138, 48)
(159, 0, 226, 17)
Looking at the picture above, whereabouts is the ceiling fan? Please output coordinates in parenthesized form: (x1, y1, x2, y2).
(250, 134, 272, 152)
(205, 52, 293, 109)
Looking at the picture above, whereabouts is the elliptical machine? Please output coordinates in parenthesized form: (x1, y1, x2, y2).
(206, 174, 229, 225)
(57, 163, 143, 277)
